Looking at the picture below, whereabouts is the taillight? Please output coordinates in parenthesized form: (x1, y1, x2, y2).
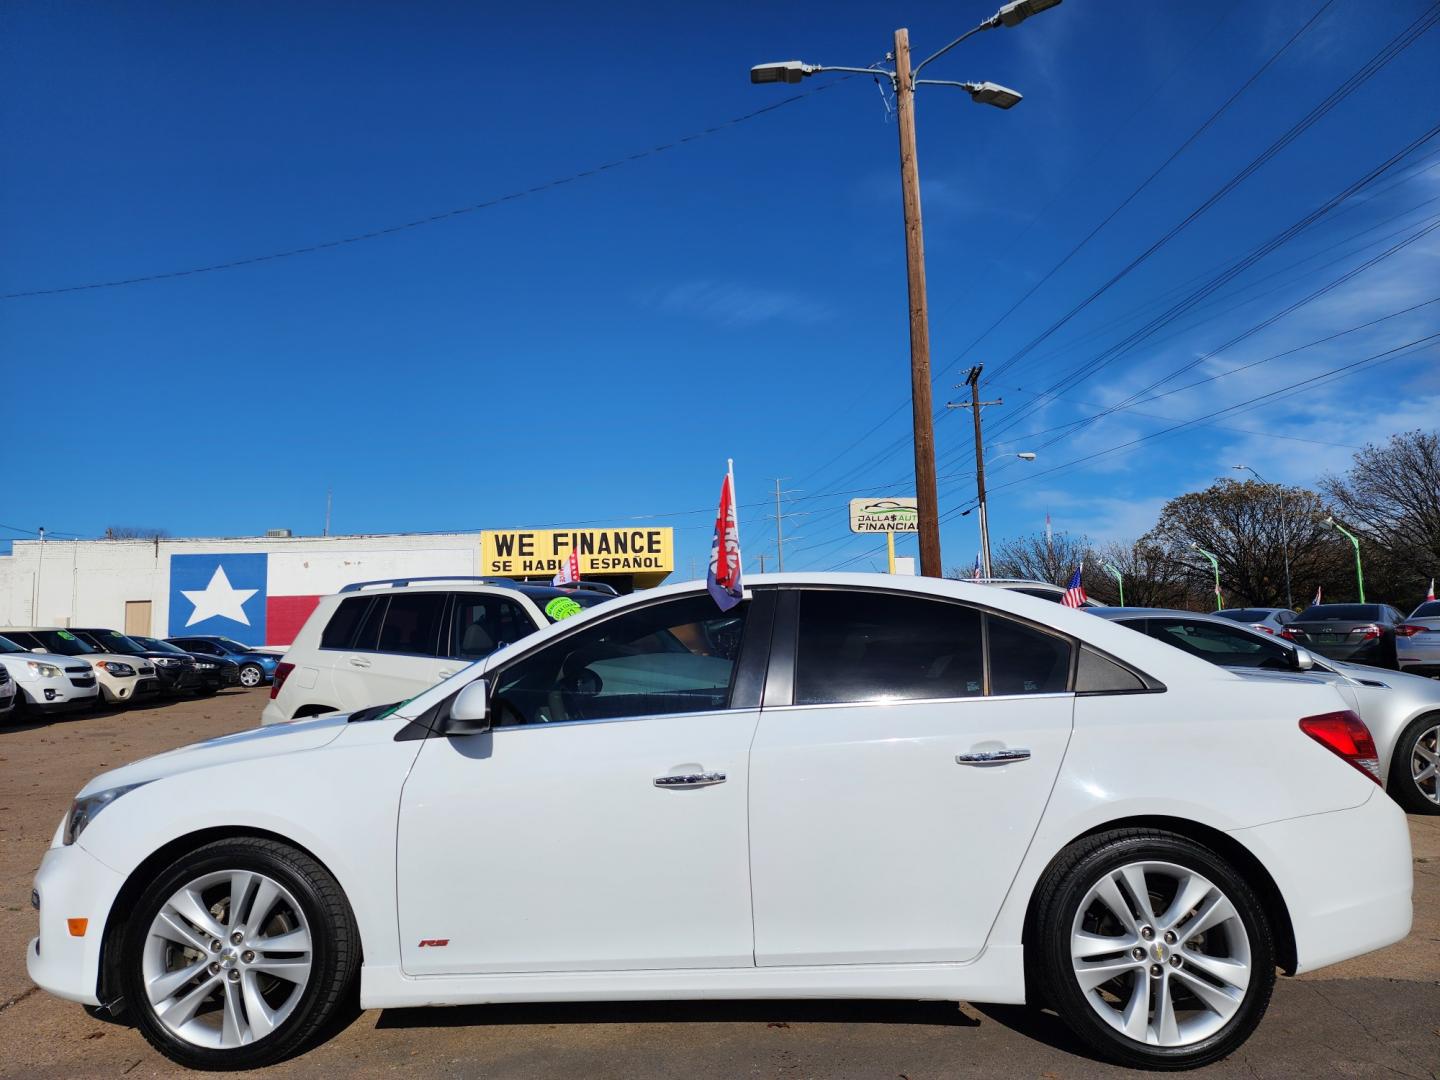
(270, 662, 295, 699)
(1281, 627, 1301, 640)
(1299, 710, 1380, 784)
(1252, 624, 1274, 635)
(1349, 623, 1382, 640)
(1395, 624, 1427, 638)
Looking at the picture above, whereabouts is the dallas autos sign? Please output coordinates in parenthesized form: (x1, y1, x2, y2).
(848, 497, 919, 533)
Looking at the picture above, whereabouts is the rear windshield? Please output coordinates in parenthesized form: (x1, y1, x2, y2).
(1216, 609, 1275, 622)
(1297, 605, 1380, 621)
(524, 590, 611, 623)
(1412, 601, 1440, 619)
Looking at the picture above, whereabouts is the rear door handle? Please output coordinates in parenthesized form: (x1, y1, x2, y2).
(654, 772, 726, 789)
(347, 657, 371, 669)
(956, 748, 1031, 766)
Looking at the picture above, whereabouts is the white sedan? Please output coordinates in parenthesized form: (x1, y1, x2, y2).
(27, 574, 1412, 1071)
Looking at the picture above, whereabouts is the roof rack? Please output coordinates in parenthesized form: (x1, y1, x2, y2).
(555, 581, 620, 596)
(338, 576, 521, 593)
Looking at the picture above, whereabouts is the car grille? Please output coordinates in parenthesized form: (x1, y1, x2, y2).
(70, 675, 96, 688)
(64, 665, 90, 675)
(138, 665, 154, 675)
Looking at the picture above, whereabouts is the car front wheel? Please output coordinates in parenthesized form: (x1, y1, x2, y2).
(1033, 829, 1275, 1070)
(238, 664, 264, 688)
(120, 837, 358, 1069)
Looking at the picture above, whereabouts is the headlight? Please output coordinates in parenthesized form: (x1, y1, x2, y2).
(63, 782, 150, 845)
(196, 662, 217, 670)
(94, 661, 136, 677)
(152, 656, 177, 667)
(27, 660, 62, 679)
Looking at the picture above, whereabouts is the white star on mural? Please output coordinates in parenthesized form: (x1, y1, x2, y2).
(181, 565, 257, 627)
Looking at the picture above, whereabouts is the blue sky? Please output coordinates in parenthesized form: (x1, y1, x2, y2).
(3, 0, 1438, 577)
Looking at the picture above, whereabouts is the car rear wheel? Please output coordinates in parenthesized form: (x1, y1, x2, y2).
(238, 664, 264, 688)
(1389, 715, 1440, 814)
(1033, 829, 1275, 1070)
(120, 837, 358, 1070)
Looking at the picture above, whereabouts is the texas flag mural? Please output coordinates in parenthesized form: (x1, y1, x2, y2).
(169, 547, 476, 646)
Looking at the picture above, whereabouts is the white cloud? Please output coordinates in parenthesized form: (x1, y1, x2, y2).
(644, 280, 834, 327)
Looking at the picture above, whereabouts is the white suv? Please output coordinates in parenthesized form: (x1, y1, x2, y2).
(261, 577, 612, 725)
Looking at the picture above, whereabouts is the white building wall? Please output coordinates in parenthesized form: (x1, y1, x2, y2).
(0, 533, 483, 644)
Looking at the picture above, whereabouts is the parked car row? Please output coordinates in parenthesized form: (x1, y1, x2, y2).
(0, 627, 273, 720)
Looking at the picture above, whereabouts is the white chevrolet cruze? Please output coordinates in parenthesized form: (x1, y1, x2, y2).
(27, 575, 1412, 1071)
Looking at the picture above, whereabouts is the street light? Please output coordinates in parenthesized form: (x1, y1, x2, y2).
(750, 1, 1061, 578)
(1324, 516, 1366, 603)
(1232, 464, 1293, 609)
(1190, 542, 1223, 611)
(1016, 452, 1037, 461)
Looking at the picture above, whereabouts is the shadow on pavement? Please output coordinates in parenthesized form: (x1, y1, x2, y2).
(376, 998, 979, 1030)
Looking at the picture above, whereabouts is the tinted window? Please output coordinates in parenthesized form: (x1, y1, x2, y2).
(177, 639, 219, 655)
(23, 630, 95, 656)
(795, 590, 983, 705)
(986, 614, 1072, 695)
(320, 597, 371, 649)
(1011, 587, 1064, 602)
(1297, 605, 1380, 621)
(1075, 646, 1147, 693)
(1148, 618, 1292, 670)
(376, 593, 445, 656)
(493, 594, 747, 726)
(213, 638, 251, 653)
(136, 637, 188, 655)
(1217, 609, 1275, 623)
(0, 635, 27, 654)
(1413, 601, 1440, 619)
(451, 595, 535, 659)
(352, 598, 386, 651)
(80, 629, 147, 656)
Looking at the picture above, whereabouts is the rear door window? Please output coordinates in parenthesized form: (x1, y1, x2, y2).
(986, 614, 1072, 695)
(320, 597, 372, 649)
(376, 594, 446, 656)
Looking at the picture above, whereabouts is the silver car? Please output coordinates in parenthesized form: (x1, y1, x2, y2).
(1092, 607, 1439, 814)
(1216, 606, 1297, 636)
(1400, 599, 1440, 678)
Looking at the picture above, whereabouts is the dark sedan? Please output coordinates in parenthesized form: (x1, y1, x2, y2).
(71, 628, 200, 696)
(1282, 603, 1406, 670)
(133, 635, 241, 694)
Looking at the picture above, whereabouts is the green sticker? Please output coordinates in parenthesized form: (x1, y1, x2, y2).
(545, 597, 584, 622)
(58, 630, 77, 640)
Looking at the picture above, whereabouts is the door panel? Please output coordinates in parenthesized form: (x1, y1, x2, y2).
(396, 708, 759, 975)
(749, 694, 1073, 966)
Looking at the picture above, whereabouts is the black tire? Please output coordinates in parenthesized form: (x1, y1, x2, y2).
(1032, 829, 1275, 1071)
(238, 664, 264, 689)
(119, 837, 358, 1070)
(1387, 714, 1440, 815)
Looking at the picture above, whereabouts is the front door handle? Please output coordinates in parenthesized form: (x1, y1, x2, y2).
(956, 748, 1031, 766)
(348, 657, 371, 669)
(654, 772, 727, 789)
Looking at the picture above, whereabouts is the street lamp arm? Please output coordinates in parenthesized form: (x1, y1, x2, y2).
(816, 65, 896, 79)
(912, 19, 997, 78)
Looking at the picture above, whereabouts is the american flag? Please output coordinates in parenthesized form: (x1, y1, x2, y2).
(972, 553, 983, 581)
(1061, 564, 1087, 608)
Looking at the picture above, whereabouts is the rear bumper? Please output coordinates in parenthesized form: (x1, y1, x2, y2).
(1230, 789, 1412, 974)
(27, 842, 127, 1006)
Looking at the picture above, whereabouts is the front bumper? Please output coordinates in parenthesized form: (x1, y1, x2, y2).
(17, 674, 100, 712)
(1230, 788, 1412, 974)
(27, 841, 127, 1006)
(95, 672, 142, 704)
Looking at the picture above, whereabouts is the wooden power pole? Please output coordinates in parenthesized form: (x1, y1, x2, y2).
(893, 28, 942, 578)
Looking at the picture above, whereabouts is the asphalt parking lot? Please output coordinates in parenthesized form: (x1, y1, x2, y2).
(1, 691, 1436, 1079)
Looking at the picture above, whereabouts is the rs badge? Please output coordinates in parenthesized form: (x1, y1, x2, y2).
(417, 938, 450, 948)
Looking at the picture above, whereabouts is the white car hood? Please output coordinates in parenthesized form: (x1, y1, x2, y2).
(78, 713, 351, 796)
(0, 650, 76, 671)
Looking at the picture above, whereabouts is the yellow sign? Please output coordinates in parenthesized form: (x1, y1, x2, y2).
(481, 528, 675, 578)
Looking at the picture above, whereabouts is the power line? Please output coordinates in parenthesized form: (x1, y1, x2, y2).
(1, 83, 847, 301)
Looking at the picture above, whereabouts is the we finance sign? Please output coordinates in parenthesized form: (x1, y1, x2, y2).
(482, 528, 675, 576)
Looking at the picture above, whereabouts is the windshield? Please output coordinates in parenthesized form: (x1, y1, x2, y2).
(1412, 601, 1440, 619)
(135, 636, 189, 655)
(1297, 605, 1380, 621)
(26, 630, 96, 655)
(0, 634, 27, 654)
(212, 638, 253, 653)
(80, 629, 148, 656)
(1216, 609, 1278, 622)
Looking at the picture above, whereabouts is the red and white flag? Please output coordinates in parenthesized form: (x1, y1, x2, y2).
(707, 460, 744, 611)
(1428, 578, 1436, 602)
(552, 549, 580, 587)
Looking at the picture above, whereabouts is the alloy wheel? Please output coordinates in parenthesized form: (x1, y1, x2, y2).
(239, 666, 262, 688)
(1069, 860, 1251, 1047)
(142, 869, 312, 1048)
(1413, 723, 1439, 805)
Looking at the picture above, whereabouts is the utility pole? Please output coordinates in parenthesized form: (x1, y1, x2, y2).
(32, 526, 45, 624)
(324, 489, 332, 537)
(894, 28, 942, 578)
(757, 553, 767, 574)
(770, 478, 801, 571)
(946, 365, 1003, 578)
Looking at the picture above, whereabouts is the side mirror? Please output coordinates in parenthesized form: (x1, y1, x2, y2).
(31, 647, 46, 654)
(1292, 647, 1315, 672)
(444, 679, 491, 735)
